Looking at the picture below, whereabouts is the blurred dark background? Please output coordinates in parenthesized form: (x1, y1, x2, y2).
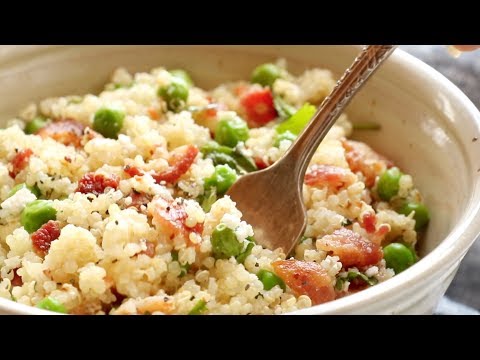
(401, 45, 480, 310)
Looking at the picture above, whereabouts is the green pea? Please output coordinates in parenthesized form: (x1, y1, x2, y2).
(188, 299, 207, 315)
(215, 116, 249, 148)
(257, 269, 286, 291)
(25, 116, 48, 134)
(397, 202, 430, 230)
(204, 165, 238, 196)
(273, 130, 297, 148)
(36, 297, 67, 313)
(20, 200, 57, 233)
(93, 108, 125, 139)
(211, 223, 243, 259)
(158, 79, 189, 112)
(170, 69, 194, 87)
(383, 243, 416, 274)
(377, 167, 403, 201)
(8, 183, 41, 198)
(251, 63, 282, 87)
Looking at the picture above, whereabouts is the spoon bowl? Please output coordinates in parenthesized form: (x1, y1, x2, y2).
(227, 154, 307, 255)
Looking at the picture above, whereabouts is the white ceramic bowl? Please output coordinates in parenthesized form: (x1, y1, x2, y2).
(0, 45, 479, 315)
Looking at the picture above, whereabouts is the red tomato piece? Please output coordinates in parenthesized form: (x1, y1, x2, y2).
(239, 88, 277, 127)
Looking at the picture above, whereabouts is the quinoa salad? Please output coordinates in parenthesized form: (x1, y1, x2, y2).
(0, 60, 430, 315)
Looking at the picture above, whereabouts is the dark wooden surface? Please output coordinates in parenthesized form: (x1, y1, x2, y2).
(401, 45, 480, 309)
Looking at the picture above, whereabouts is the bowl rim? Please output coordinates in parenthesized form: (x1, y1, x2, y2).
(0, 46, 479, 315)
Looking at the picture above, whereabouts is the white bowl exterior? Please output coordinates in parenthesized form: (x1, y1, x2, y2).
(0, 45, 479, 315)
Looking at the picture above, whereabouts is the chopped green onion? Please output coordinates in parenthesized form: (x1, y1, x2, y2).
(347, 271, 378, 286)
(273, 96, 297, 120)
(188, 299, 207, 315)
(335, 277, 345, 291)
(171, 251, 191, 277)
(36, 297, 67, 313)
(199, 188, 217, 212)
(236, 237, 255, 264)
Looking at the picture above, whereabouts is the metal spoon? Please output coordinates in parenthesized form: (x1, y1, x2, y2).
(226, 45, 397, 255)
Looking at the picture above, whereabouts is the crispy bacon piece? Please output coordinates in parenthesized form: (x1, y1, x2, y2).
(76, 173, 119, 196)
(150, 196, 203, 244)
(37, 119, 85, 148)
(305, 164, 356, 192)
(152, 145, 198, 184)
(272, 260, 335, 305)
(9, 148, 33, 178)
(342, 140, 393, 187)
(317, 228, 383, 268)
(31, 220, 61, 256)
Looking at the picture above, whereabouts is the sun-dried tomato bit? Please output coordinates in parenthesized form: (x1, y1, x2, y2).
(36, 119, 85, 148)
(317, 228, 383, 268)
(239, 88, 277, 127)
(123, 165, 144, 178)
(75, 173, 120, 196)
(9, 148, 33, 178)
(305, 164, 356, 191)
(271, 260, 335, 305)
(152, 145, 199, 184)
(31, 220, 61, 256)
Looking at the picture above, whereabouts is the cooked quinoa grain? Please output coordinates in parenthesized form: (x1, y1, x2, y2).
(0, 61, 429, 314)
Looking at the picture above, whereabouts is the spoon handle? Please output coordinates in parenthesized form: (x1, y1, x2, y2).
(282, 45, 397, 177)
